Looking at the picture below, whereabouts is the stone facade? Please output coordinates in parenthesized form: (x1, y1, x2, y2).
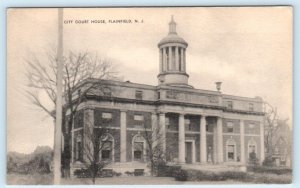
(69, 17, 265, 173)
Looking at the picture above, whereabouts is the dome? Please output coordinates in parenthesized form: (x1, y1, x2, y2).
(158, 33, 188, 47)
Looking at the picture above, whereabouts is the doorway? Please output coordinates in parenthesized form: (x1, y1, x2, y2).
(185, 142, 192, 163)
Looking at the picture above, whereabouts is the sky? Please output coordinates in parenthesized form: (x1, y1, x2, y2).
(7, 7, 292, 154)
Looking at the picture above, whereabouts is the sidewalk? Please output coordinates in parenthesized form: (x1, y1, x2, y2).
(61, 176, 241, 185)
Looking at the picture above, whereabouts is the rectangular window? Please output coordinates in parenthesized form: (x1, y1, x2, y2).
(166, 90, 177, 99)
(76, 141, 82, 161)
(102, 112, 112, 119)
(249, 103, 254, 111)
(102, 150, 111, 160)
(227, 122, 234, 132)
(166, 117, 170, 129)
(134, 115, 144, 121)
(157, 91, 160, 99)
(249, 123, 255, 129)
(135, 90, 143, 100)
(185, 119, 191, 131)
(227, 101, 233, 109)
(103, 88, 112, 97)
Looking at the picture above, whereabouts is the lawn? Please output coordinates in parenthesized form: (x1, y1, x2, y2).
(7, 173, 53, 185)
(6, 171, 292, 185)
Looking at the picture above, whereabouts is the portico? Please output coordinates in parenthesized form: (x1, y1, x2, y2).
(156, 110, 224, 165)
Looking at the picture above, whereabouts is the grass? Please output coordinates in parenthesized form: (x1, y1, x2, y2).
(7, 173, 53, 185)
(6, 168, 292, 185)
(178, 169, 292, 184)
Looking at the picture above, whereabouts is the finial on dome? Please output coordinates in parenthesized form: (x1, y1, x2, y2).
(169, 15, 177, 34)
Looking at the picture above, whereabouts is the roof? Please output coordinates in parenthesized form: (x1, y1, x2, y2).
(158, 33, 188, 47)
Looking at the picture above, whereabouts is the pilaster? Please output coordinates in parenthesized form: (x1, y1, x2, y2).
(178, 113, 185, 164)
(159, 113, 166, 154)
(240, 120, 245, 164)
(260, 121, 265, 164)
(200, 115, 207, 163)
(217, 117, 223, 163)
(120, 110, 127, 163)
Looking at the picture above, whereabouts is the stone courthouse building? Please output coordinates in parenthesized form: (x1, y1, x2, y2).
(70, 17, 265, 173)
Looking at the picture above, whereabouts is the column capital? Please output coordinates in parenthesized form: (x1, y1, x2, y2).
(120, 109, 127, 112)
(158, 112, 165, 115)
(151, 112, 158, 116)
(84, 107, 95, 110)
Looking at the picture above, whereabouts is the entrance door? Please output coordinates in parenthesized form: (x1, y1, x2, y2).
(185, 142, 192, 163)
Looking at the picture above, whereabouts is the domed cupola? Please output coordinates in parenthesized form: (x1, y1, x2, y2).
(157, 16, 192, 88)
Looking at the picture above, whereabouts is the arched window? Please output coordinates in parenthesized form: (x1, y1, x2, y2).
(75, 134, 83, 161)
(100, 133, 114, 162)
(248, 138, 257, 160)
(132, 134, 146, 162)
(226, 139, 237, 162)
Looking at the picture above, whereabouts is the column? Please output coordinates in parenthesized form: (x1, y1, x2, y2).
(192, 141, 196, 163)
(159, 48, 163, 72)
(159, 113, 166, 154)
(240, 120, 245, 164)
(175, 46, 179, 71)
(120, 110, 127, 163)
(183, 49, 186, 71)
(84, 109, 94, 162)
(200, 115, 207, 163)
(163, 47, 167, 71)
(168, 46, 172, 70)
(178, 113, 185, 164)
(260, 121, 265, 164)
(71, 122, 74, 164)
(180, 48, 184, 72)
(217, 117, 223, 163)
(151, 113, 158, 149)
(213, 124, 217, 164)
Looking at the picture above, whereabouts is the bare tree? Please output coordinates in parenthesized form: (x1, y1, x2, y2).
(264, 102, 280, 157)
(25, 50, 118, 177)
(141, 120, 166, 176)
(80, 113, 116, 184)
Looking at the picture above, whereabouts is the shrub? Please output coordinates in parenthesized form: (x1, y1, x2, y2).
(247, 166, 292, 175)
(262, 157, 275, 167)
(157, 165, 181, 177)
(112, 171, 122, 177)
(174, 169, 248, 182)
(74, 168, 92, 178)
(134, 169, 145, 176)
(124, 171, 134, 176)
(74, 168, 122, 178)
(174, 169, 188, 181)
